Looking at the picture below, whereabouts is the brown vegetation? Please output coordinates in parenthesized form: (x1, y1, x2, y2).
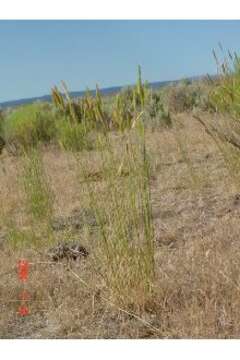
(2, 111, 240, 338)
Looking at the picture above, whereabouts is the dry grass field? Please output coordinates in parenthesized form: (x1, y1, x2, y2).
(2, 111, 240, 338)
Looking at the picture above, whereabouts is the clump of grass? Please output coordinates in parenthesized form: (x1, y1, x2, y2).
(77, 122, 155, 311)
(15, 148, 56, 248)
(52, 82, 110, 130)
(195, 47, 240, 189)
(3, 148, 55, 250)
(111, 91, 134, 131)
(22, 148, 53, 224)
(111, 66, 149, 131)
(53, 66, 149, 134)
(210, 47, 240, 117)
(1, 67, 174, 154)
(56, 119, 95, 152)
(52, 82, 111, 151)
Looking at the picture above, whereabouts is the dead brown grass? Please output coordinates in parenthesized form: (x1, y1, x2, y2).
(2, 112, 240, 338)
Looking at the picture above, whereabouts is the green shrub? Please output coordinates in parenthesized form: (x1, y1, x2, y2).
(3, 103, 56, 150)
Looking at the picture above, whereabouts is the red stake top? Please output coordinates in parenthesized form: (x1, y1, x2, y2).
(18, 260, 29, 282)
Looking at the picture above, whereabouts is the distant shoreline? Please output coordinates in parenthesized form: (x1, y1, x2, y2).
(0, 75, 204, 109)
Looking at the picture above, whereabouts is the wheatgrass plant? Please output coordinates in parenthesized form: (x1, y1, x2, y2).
(210, 48, 240, 117)
(3, 149, 54, 249)
(21, 148, 55, 246)
(112, 66, 149, 131)
(22, 148, 53, 222)
(77, 122, 155, 311)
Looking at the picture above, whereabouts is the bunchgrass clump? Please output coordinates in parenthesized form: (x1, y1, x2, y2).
(77, 123, 155, 311)
(210, 48, 240, 117)
(56, 119, 95, 152)
(195, 47, 240, 190)
(22, 148, 53, 224)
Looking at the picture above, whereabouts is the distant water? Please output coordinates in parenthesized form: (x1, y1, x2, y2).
(0, 77, 202, 109)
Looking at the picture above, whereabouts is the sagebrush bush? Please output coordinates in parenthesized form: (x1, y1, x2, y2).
(164, 83, 196, 112)
(144, 91, 172, 128)
(163, 82, 212, 113)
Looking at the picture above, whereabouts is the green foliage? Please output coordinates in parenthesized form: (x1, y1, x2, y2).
(210, 50, 240, 118)
(22, 148, 53, 222)
(52, 82, 109, 130)
(56, 119, 94, 152)
(111, 66, 149, 131)
(112, 91, 134, 131)
(0, 110, 5, 137)
(1, 66, 177, 153)
(145, 91, 172, 128)
(3, 103, 57, 151)
(52, 67, 149, 133)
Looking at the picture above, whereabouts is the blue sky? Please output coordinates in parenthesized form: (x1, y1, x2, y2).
(0, 20, 240, 102)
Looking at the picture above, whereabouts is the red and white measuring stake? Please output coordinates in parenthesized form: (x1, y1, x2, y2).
(17, 260, 30, 316)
